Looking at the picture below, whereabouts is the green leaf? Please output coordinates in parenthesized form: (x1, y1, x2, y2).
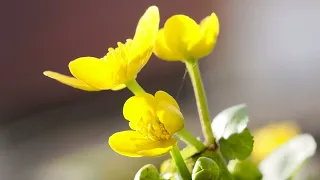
(259, 134, 317, 180)
(211, 104, 248, 140)
(219, 128, 254, 160)
(228, 160, 262, 180)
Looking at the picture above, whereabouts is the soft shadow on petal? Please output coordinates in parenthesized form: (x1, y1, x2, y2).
(157, 103, 184, 136)
(200, 13, 219, 37)
(43, 71, 98, 91)
(130, 6, 159, 75)
(136, 138, 177, 150)
(138, 139, 177, 157)
(189, 13, 220, 59)
(153, 29, 183, 61)
(69, 57, 114, 90)
(123, 93, 157, 123)
(155, 90, 180, 110)
(133, 6, 160, 48)
(108, 130, 146, 157)
(111, 84, 126, 91)
(163, 15, 201, 58)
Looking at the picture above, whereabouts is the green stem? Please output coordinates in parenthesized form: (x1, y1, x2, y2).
(170, 144, 192, 180)
(185, 60, 215, 145)
(176, 128, 206, 151)
(125, 79, 146, 95)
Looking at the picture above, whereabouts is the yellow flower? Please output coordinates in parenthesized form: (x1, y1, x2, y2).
(43, 6, 159, 91)
(153, 13, 219, 62)
(251, 121, 300, 163)
(109, 91, 184, 157)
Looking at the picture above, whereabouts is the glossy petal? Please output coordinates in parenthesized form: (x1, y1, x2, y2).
(129, 6, 159, 74)
(108, 130, 145, 157)
(123, 93, 157, 123)
(155, 91, 180, 110)
(43, 71, 98, 91)
(105, 40, 138, 83)
(153, 29, 183, 61)
(111, 84, 126, 91)
(109, 130, 176, 157)
(156, 103, 184, 136)
(136, 138, 177, 151)
(69, 57, 115, 89)
(138, 142, 176, 157)
(163, 15, 201, 59)
(133, 6, 159, 49)
(189, 13, 220, 59)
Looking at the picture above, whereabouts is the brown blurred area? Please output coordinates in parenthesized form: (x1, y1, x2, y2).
(1, 0, 320, 180)
(0, 0, 217, 123)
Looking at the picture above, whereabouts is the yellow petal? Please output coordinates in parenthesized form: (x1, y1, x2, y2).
(133, 6, 159, 49)
(129, 6, 160, 76)
(189, 13, 220, 59)
(68, 57, 115, 90)
(135, 138, 176, 150)
(163, 15, 201, 59)
(105, 40, 137, 82)
(43, 71, 98, 91)
(201, 13, 220, 36)
(109, 130, 176, 157)
(111, 84, 126, 91)
(251, 122, 300, 162)
(108, 130, 145, 157)
(153, 29, 184, 61)
(123, 93, 157, 123)
(156, 103, 184, 136)
(155, 91, 180, 110)
(138, 139, 177, 156)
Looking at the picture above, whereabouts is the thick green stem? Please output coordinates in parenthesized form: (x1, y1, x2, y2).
(176, 128, 206, 152)
(125, 79, 146, 95)
(185, 60, 215, 145)
(170, 145, 192, 180)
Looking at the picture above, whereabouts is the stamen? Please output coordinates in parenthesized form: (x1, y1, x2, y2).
(130, 137, 148, 141)
(136, 116, 171, 141)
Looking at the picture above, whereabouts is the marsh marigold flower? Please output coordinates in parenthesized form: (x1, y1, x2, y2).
(109, 91, 184, 157)
(153, 13, 219, 62)
(43, 6, 159, 91)
(251, 121, 300, 163)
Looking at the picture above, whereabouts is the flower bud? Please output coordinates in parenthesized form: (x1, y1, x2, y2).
(192, 157, 219, 180)
(134, 164, 160, 180)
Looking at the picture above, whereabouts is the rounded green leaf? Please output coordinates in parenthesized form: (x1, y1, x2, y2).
(211, 104, 248, 140)
(219, 128, 254, 160)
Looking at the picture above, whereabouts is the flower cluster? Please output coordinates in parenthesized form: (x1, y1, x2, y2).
(43, 6, 219, 158)
(43, 5, 316, 180)
(44, 6, 160, 91)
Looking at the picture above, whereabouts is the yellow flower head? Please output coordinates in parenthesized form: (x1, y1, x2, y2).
(43, 6, 160, 91)
(251, 121, 300, 163)
(109, 91, 184, 157)
(153, 13, 219, 62)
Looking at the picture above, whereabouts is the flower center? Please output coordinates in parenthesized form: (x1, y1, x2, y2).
(137, 114, 170, 141)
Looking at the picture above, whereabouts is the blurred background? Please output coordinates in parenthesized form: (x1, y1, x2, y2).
(1, 0, 320, 179)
